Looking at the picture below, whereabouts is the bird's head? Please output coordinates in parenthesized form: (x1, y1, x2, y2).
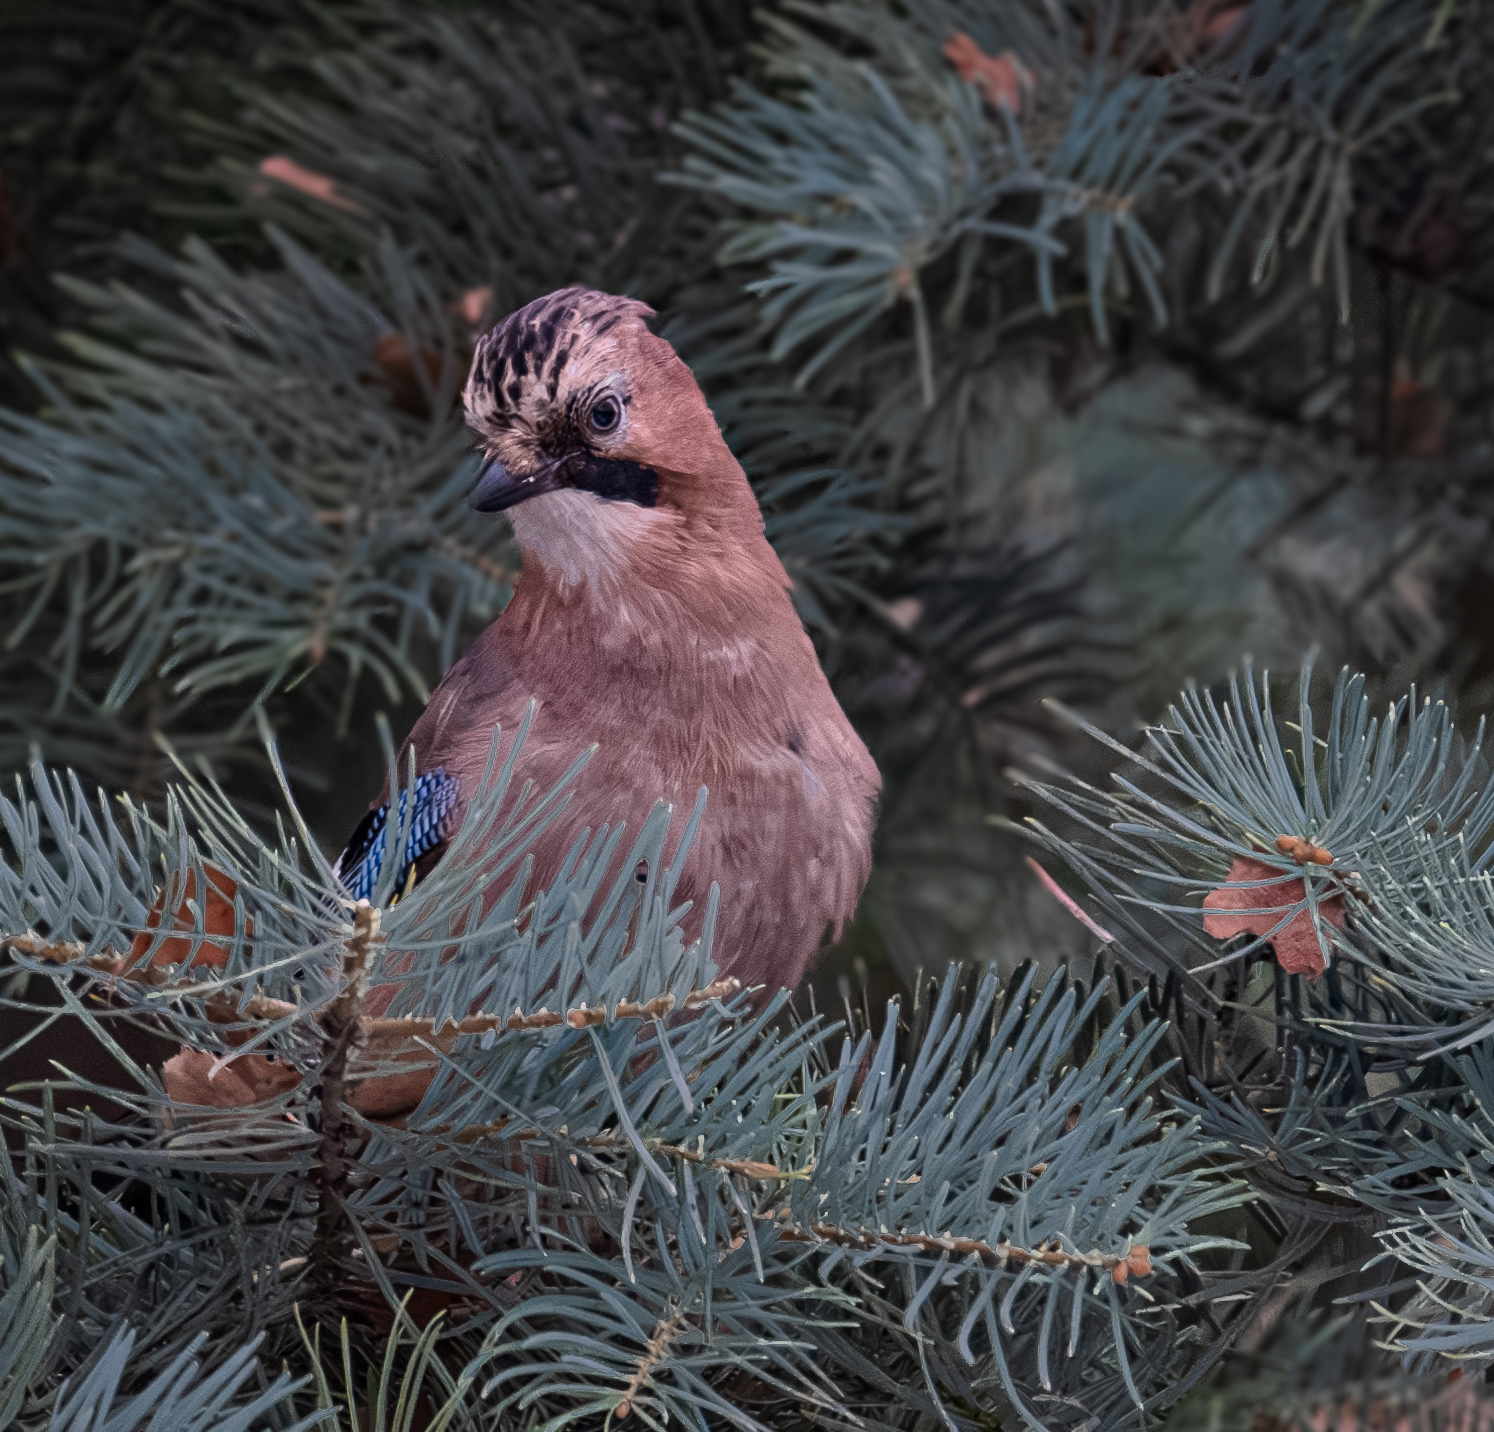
(462, 287, 761, 598)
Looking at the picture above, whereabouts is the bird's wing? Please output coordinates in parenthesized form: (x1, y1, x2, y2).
(334, 767, 463, 904)
(334, 625, 527, 903)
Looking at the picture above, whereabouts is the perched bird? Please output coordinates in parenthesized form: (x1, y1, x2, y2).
(337, 287, 880, 993)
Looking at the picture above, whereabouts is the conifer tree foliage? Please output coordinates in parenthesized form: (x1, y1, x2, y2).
(3, 0, 1494, 1425)
(1017, 663, 1494, 1423)
(1, 716, 1253, 1429)
(15, 666, 1494, 1426)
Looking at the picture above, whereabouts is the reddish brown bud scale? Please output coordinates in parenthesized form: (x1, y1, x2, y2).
(1274, 833, 1334, 865)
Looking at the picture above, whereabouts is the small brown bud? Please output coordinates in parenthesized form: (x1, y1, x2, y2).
(1275, 834, 1333, 866)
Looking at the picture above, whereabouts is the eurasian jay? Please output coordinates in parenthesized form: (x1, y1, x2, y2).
(337, 288, 880, 994)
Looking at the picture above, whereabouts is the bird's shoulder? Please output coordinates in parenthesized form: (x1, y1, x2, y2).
(333, 620, 533, 903)
(409, 620, 531, 761)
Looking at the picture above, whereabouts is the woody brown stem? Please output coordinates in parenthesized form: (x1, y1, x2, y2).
(615, 1312, 688, 1418)
(5, 930, 739, 1044)
(399, 1121, 1140, 1278)
(2, 930, 295, 1023)
(309, 901, 381, 1300)
(361, 976, 741, 1039)
(424, 1118, 788, 1181)
(769, 1219, 1152, 1283)
(2, 932, 91, 964)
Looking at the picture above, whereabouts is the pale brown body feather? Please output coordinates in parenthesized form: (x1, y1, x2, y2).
(395, 288, 880, 992)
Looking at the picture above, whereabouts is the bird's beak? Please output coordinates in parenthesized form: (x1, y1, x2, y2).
(467, 455, 568, 513)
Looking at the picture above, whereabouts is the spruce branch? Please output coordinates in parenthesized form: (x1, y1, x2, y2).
(3, 0, 1492, 1419)
(2, 720, 1254, 1429)
(46, 1326, 318, 1432)
(1015, 660, 1494, 988)
(362, 975, 743, 1038)
(615, 1312, 689, 1420)
(309, 900, 382, 1294)
(674, 0, 1458, 380)
(3, 930, 296, 1026)
(0, 227, 509, 726)
(771, 1220, 1155, 1285)
(6, 926, 741, 1047)
(403, 1120, 788, 1181)
(0, 1229, 57, 1425)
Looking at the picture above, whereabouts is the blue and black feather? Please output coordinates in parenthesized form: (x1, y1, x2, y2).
(336, 768, 461, 904)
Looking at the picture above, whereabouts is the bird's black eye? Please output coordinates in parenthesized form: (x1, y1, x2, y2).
(589, 398, 620, 434)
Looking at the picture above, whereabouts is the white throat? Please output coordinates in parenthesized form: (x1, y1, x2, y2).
(508, 488, 679, 598)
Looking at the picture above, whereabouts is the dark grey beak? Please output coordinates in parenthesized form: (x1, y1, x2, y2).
(467, 455, 567, 513)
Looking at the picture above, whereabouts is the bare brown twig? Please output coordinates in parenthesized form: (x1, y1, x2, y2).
(309, 900, 382, 1297)
(405, 1125, 1149, 1281)
(5, 927, 740, 1044)
(615, 1312, 688, 1418)
(3, 930, 296, 1023)
(771, 1219, 1153, 1284)
(361, 976, 741, 1039)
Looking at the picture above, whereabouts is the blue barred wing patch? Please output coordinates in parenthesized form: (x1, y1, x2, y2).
(336, 768, 461, 904)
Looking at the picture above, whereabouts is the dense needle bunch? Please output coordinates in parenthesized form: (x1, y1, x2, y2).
(1, 718, 1250, 1429)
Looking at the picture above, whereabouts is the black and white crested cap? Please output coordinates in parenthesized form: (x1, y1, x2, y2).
(463, 287, 655, 434)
